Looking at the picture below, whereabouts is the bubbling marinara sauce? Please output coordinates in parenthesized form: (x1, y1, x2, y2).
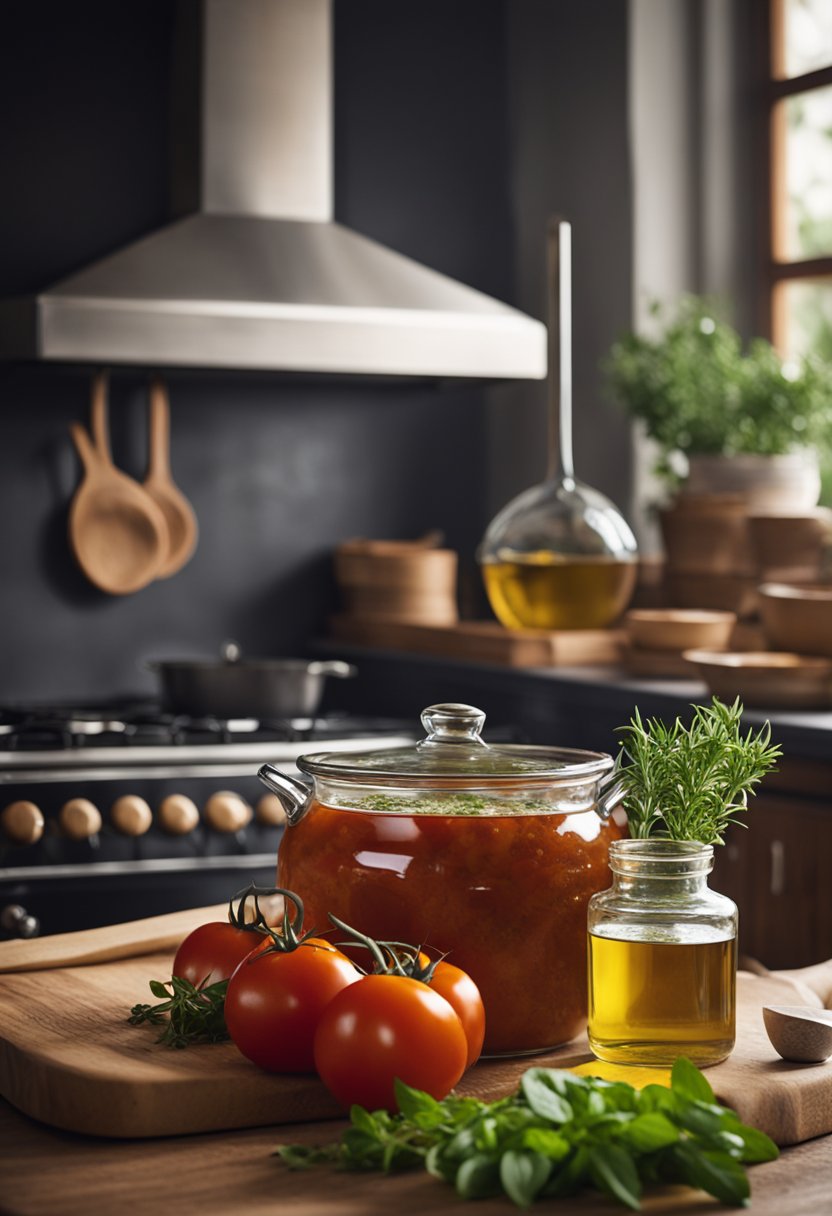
(278, 798, 623, 1055)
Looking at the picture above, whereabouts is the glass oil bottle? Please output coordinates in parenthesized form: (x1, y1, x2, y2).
(587, 839, 737, 1067)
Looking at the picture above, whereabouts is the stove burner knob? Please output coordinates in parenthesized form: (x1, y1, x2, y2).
(59, 798, 102, 840)
(1, 800, 45, 846)
(204, 791, 252, 834)
(255, 793, 287, 827)
(158, 794, 200, 836)
(110, 795, 153, 837)
(1, 904, 40, 939)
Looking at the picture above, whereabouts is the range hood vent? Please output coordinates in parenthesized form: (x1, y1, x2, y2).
(0, 0, 546, 380)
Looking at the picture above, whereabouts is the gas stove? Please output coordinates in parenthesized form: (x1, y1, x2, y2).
(0, 700, 415, 939)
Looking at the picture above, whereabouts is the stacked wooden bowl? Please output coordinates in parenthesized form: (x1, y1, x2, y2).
(334, 536, 459, 626)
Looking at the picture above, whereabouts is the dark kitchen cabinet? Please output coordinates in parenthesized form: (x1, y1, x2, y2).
(712, 759, 832, 970)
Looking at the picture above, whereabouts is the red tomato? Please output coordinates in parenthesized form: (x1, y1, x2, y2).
(224, 937, 358, 1073)
(173, 922, 263, 988)
(425, 959, 485, 1068)
(313, 974, 468, 1111)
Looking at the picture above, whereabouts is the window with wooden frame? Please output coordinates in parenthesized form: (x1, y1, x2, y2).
(770, 0, 832, 359)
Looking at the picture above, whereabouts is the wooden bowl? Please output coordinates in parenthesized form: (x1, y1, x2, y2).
(683, 649, 832, 709)
(624, 609, 736, 653)
(334, 540, 458, 625)
(763, 1005, 832, 1063)
(665, 571, 760, 619)
(748, 511, 832, 583)
(659, 495, 753, 575)
(758, 583, 832, 658)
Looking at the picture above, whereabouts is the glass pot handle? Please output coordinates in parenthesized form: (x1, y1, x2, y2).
(418, 703, 489, 749)
(596, 773, 626, 821)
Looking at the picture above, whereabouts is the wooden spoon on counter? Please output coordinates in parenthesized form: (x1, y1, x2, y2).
(68, 372, 169, 595)
(143, 379, 198, 577)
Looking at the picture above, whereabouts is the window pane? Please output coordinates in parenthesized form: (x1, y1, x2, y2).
(776, 85, 832, 260)
(781, 0, 832, 78)
(775, 278, 832, 358)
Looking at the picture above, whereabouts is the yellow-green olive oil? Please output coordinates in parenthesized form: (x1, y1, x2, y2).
(482, 552, 636, 631)
(588, 929, 736, 1067)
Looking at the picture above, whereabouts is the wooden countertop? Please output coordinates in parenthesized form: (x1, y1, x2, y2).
(2, 1096, 831, 1216)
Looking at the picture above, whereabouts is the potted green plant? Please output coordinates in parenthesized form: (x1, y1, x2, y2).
(604, 296, 832, 511)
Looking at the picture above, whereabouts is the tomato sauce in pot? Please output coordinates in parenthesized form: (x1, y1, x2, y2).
(278, 799, 623, 1055)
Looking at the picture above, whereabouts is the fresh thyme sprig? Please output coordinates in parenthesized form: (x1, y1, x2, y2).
(616, 697, 780, 845)
(128, 975, 230, 1048)
(275, 1059, 778, 1210)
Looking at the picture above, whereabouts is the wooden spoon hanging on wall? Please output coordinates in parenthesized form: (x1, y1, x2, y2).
(68, 372, 169, 595)
(143, 379, 198, 578)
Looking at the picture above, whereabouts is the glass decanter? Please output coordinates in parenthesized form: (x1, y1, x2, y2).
(479, 220, 638, 630)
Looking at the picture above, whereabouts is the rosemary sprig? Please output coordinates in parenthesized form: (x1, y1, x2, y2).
(128, 975, 230, 1048)
(616, 697, 780, 845)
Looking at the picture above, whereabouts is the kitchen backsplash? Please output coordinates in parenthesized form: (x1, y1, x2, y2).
(0, 0, 634, 702)
(0, 0, 510, 702)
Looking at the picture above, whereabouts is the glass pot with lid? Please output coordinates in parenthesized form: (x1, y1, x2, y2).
(259, 703, 624, 1056)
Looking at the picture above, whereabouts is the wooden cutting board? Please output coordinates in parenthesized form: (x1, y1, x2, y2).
(1, 944, 830, 1145)
(329, 616, 624, 667)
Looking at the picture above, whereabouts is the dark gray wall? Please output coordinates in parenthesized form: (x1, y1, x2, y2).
(0, 0, 634, 706)
(488, 0, 634, 521)
(0, 0, 509, 702)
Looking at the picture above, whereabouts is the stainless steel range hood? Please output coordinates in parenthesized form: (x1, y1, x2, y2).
(0, 0, 546, 380)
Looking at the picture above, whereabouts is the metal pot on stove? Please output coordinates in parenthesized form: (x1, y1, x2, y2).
(147, 641, 356, 719)
(259, 702, 624, 1056)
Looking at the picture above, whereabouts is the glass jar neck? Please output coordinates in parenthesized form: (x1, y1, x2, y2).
(609, 839, 714, 899)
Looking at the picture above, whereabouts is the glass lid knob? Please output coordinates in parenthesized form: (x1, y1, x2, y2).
(418, 703, 488, 749)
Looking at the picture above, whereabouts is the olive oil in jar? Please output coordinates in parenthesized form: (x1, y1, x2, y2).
(482, 550, 637, 631)
(588, 926, 736, 1067)
(588, 841, 738, 1067)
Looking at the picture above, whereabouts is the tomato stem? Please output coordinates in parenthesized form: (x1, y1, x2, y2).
(227, 884, 318, 956)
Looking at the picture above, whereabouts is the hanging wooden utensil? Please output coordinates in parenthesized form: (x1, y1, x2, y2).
(68, 372, 169, 595)
(143, 379, 198, 578)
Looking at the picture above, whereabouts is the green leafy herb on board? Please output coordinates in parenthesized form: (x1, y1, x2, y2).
(275, 1058, 778, 1210)
(616, 697, 780, 844)
(128, 975, 229, 1048)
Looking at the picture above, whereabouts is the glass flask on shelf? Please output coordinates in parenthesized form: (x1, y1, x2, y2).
(479, 220, 638, 630)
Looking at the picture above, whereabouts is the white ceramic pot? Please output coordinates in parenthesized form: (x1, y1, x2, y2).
(684, 451, 821, 512)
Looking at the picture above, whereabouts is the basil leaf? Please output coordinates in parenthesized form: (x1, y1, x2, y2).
(638, 1084, 678, 1115)
(455, 1154, 503, 1200)
(500, 1150, 552, 1208)
(520, 1072, 574, 1123)
(349, 1105, 379, 1136)
(522, 1127, 571, 1160)
(675, 1100, 729, 1139)
(619, 1111, 680, 1153)
(671, 1141, 751, 1205)
(425, 1143, 456, 1183)
(589, 1143, 643, 1211)
(722, 1120, 779, 1164)
(542, 1146, 590, 1198)
(393, 1078, 443, 1123)
(671, 1057, 715, 1104)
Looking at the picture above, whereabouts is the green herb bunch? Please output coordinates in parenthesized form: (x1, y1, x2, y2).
(603, 296, 832, 482)
(128, 976, 229, 1048)
(277, 1058, 777, 1210)
(616, 698, 780, 845)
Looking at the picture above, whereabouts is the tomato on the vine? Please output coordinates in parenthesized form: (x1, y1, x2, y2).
(172, 885, 274, 986)
(420, 956, 485, 1068)
(224, 892, 358, 1073)
(173, 923, 261, 988)
(313, 973, 468, 1111)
